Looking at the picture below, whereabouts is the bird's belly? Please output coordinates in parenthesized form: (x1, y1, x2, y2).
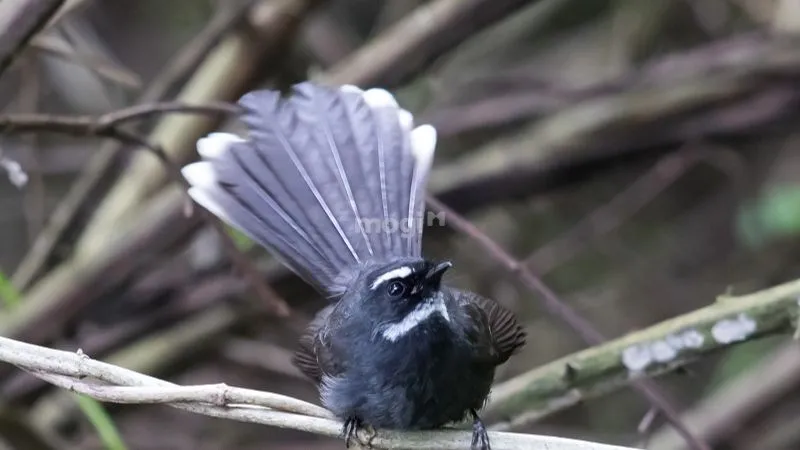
(321, 322, 495, 430)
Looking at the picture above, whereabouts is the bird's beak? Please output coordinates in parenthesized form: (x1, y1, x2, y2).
(425, 261, 452, 287)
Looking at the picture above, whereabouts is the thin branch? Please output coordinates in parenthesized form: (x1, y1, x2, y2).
(483, 277, 800, 428)
(526, 145, 747, 275)
(0, 336, 640, 450)
(30, 34, 142, 89)
(8, 0, 257, 292)
(0, 0, 65, 76)
(0, 187, 201, 346)
(0, 101, 290, 317)
(0, 101, 239, 135)
(526, 151, 695, 274)
(426, 196, 711, 450)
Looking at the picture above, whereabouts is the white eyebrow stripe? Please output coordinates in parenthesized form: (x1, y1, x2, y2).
(370, 266, 413, 290)
(381, 293, 450, 342)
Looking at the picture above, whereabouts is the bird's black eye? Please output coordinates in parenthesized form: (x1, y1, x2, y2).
(387, 280, 407, 297)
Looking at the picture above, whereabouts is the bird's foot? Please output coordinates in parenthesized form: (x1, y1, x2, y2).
(470, 409, 491, 450)
(341, 417, 363, 448)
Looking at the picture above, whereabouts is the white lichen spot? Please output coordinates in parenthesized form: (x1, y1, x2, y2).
(0, 156, 27, 188)
(650, 340, 678, 363)
(665, 334, 685, 349)
(711, 313, 757, 344)
(623, 328, 708, 374)
(679, 329, 705, 349)
(622, 344, 652, 372)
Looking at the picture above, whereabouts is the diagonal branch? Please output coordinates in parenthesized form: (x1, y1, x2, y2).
(9, 0, 259, 292)
(426, 196, 711, 450)
(0, 0, 65, 77)
(483, 277, 800, 428)
(0, 101, 290, 318)
(321, 0, 542, 87)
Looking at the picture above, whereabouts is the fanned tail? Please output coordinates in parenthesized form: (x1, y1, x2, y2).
(181, 82, 437, 298)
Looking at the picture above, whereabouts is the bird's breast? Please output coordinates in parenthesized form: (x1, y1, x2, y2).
(328, 317, 495, 429)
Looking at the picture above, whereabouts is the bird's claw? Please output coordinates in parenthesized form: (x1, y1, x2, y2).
(341, 417, 363, 448)
(470, 410, 491, 450)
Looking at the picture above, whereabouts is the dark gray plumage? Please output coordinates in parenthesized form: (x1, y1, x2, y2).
(182, 82, 525, 450)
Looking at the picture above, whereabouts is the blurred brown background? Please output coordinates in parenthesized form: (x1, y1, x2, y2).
(2, 0, 800, 449)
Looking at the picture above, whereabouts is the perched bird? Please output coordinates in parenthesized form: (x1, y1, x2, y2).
(181, 82, 526, 450)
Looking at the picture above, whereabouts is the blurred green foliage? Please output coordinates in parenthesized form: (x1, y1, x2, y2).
(737, 185, 800, 248)
(0, 271, 21, 309)
(75, 394, 128, 450)
(226, 225, 255, 251)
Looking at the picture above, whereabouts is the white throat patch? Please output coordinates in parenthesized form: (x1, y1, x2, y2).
(380, 293, 451, 342)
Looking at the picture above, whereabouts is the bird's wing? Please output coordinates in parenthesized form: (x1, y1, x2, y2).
(292, 304, 344, 383)
(454, 289, 526, 365)
(181, 82, 437, 299)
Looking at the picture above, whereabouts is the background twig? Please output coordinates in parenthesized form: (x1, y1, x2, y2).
(0, 0, 65, 76)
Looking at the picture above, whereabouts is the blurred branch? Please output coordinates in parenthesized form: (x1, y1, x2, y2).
(74, 0, 319, 261)
(0, 101, 290, 319)
(29, 35, 141, 89)
(484, 277, 800, 428)
(44, 0, 91, 29)
(0, 336, 640, 450)
(427, 197, 710, 450)
(527, 150, 697, 275)
(0, 0, 65, 76)
(646, 340, 800, 450)
(321, 0, 538, 87)
(10, 0, 258, 291)
(773, 0, 800, 33)
(0, 406, 62, 450)
(0, 187, 200, 345)
(428, 33, 800, 212)
(0, 101, 238, 135)
(527, 145, 746, 275)
(425, 32, 800, 138)
(1, 0, 306, 354)
(300, 11, 359, 67)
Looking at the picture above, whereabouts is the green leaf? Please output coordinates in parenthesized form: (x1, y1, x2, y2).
(74, 395, 128, 450)
(226, 225, 254, 251)
(0, 271, 21, 309)
(737, 185, 800, 248)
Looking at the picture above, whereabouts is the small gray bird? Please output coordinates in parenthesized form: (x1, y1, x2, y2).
(181, 82, 526, 450)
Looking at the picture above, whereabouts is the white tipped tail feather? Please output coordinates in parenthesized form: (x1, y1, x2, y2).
(196, 132, 244, 159)
(181, 82, 439, 298)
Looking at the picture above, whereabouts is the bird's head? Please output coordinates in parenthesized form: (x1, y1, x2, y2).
(354, 259, 453, 341)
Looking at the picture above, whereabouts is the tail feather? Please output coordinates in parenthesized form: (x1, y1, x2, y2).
(408, 125, 437, 256)
(239, 90, 359, 269)
(337, 86, 391, 257)
(182, 82, 438, 298)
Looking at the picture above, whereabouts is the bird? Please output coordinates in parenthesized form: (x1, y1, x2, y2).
(181, 81, 526, 450)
